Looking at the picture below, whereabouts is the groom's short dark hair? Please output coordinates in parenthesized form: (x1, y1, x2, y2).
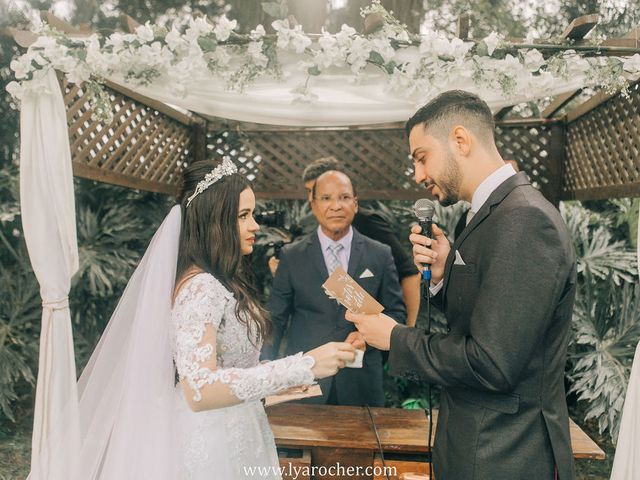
(405, 90, 495, 144)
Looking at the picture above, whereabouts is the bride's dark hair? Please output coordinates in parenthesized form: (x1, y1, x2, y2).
(175, 160, 271, 344)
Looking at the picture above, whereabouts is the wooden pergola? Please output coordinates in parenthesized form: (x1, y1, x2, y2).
(15, 13, 640, 204)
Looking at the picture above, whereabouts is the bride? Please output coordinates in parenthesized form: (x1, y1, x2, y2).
(29, 158, 355, 480)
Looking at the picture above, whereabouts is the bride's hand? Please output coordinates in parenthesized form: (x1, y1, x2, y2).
(305, 342, 356, 379)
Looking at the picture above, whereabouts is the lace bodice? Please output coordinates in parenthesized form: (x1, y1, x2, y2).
(171, 273, 315, 404)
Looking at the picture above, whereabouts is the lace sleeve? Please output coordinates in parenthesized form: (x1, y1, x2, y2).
(172, 274, 315, 404)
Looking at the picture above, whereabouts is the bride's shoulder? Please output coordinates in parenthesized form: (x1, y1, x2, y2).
(173, 271, 233, 307)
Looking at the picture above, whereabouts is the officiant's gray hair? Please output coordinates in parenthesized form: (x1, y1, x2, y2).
(405, 90, 495, 145)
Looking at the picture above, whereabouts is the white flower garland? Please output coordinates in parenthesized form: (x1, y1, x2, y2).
(7, 1, 640, 123)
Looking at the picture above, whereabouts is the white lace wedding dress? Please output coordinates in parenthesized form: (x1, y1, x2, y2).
(171, 272, 315, 480)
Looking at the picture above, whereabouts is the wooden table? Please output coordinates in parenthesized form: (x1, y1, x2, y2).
(266, 404, 604, 480)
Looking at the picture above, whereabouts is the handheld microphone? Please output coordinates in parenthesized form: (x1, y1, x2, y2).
(412, 199, 435, 282)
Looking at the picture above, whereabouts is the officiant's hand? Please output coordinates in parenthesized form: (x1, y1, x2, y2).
(344, 331, 366, 350)
(345, 311, 398, 351)
(306, 342, 356, 379)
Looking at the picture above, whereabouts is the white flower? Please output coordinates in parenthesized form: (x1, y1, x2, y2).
(392, 30, 410, 42)
(532, 71, 555, 92)
(483, 31, 502, 56)
(335, 24, 356, 46)
(135, 22, 155, 43)
(272, 19, 310, 53)
(290, 27, 311, 53)
(10, 55, 36, 79)
(165, 27, 183, 51)
(247, 41, 268, 68)
(66, 63, 92, 84)
(346, 36, 372, 74)
(623, 54, 640, 75)
(213, 16, 237, 42)
(271, 19, 290, 33)
(523, 49, 545, 71)
(5, 81, 24, 101)
(370, 37, 395, 63)
(209, 47, 231, 67)
(450, 38, 473, 59)
(250, 24, 266, 40)
(185, 16, 213, 42)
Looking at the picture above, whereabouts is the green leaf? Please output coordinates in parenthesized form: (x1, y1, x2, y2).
(261, 1, 288, 19)
(475, 41, 489, 57)
(197, 36, 217, 53)
(368, 50, 385, 65)
(307, 65, 321, 76)
(383, 60, 397, 74)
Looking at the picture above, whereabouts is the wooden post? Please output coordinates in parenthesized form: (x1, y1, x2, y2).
(192, 118, 208, 163)
(457, 13, 470, 40)
(547, 122, 566, 207)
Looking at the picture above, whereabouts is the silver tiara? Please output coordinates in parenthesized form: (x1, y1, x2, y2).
(186, 158, 238, 207)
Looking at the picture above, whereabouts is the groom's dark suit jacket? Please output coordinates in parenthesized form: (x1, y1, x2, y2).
(389, 173, 576, 480)
(264, 228, 406, 406)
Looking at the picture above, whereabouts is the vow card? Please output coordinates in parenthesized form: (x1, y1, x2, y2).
(322, 266, 384, 315)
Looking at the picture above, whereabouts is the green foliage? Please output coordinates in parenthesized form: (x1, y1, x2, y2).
(563, 201, 638, 285)
(261, 0, 289, 20)
(562, 201, 639, 443)
(569, 278, 640, 443)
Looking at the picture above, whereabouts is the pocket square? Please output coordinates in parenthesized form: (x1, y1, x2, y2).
(359, 269, 374, 279)
(454, 250, 466, 265)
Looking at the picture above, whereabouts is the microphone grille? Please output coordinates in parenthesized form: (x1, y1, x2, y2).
(413, 198, 435, 221)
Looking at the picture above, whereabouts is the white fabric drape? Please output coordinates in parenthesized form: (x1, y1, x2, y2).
(20, 68, 80, 476)
(611, 341, 640, 480)
(109, 57, 592, 127)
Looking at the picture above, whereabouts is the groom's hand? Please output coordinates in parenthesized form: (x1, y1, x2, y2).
(345, 311, 397, 351)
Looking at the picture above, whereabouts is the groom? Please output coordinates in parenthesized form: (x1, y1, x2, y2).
(347, 91, 576, 479)
(264, 170, 406, 407)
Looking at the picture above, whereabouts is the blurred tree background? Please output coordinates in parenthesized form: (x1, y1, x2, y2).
(1, 1, 639, 478)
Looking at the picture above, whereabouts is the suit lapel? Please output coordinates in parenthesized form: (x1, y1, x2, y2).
(442, 172, 531, 302)
(347, 229, 365, 279)
(306, 232, 329, 280)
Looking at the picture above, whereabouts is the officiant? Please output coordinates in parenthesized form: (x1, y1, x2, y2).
(263, 170, 406, 407)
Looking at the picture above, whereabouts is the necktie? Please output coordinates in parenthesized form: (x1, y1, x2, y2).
(327, 243, 344, 274)
(466, 209, 476, 226)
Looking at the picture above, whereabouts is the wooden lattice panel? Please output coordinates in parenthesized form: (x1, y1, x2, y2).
(495, 123, 564, 204)
(239, 128, 420, 200)
(562, 82, 640, 200)
(208, 125, 563, 202)
(63, 80, 193, 194)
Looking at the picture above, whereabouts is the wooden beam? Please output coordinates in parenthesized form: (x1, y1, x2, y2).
(541, 90, 582, 118)
(537, 15, 599, 119)
(494, 106, 514, 121)
(121, 14, 141, 33)
(3, 27, 38, 48)
(561, 13, 600, 39)
(565, 86, 630, 123)
(456, 13, 470, 40)
(560, 182, 640, 201)
(40, 11, 90, 35)
(72, 162, 178, 195)
(104, 80, 195, 126)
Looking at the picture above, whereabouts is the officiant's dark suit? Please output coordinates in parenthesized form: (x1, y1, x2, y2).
(264, 172, 406, 407)
(388, 92, 577, 480)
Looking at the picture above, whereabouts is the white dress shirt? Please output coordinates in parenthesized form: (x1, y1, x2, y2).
(317, 225, 353, 273)
(430, 163, 517, 294)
